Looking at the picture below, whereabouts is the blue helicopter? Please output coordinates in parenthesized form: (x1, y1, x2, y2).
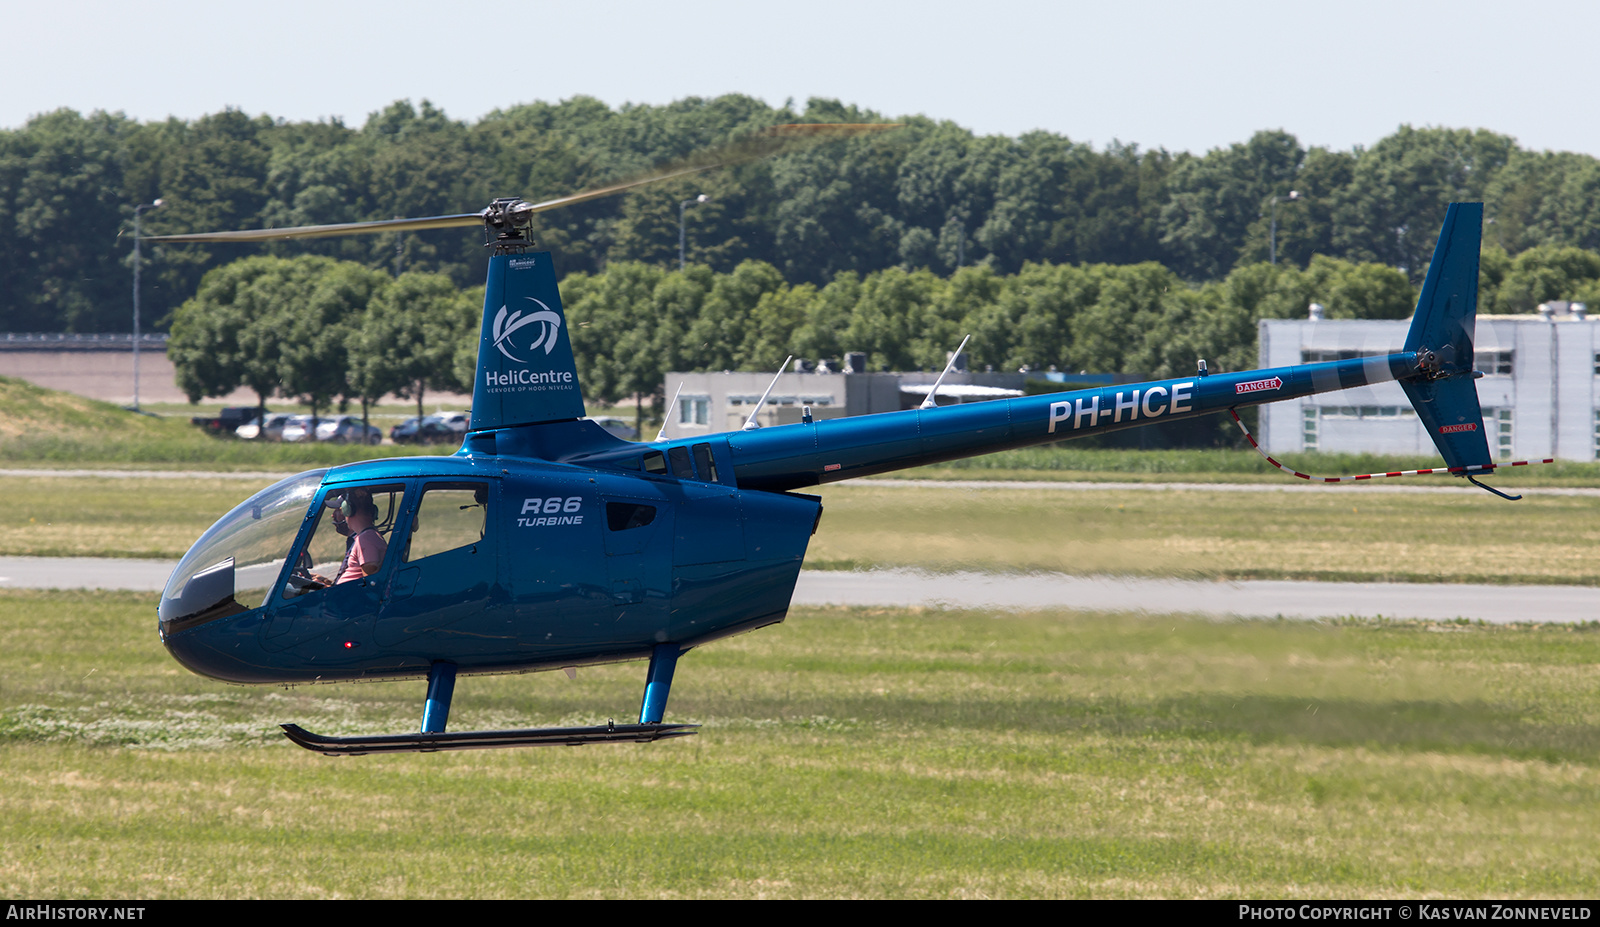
(151, 141, 1504, 754)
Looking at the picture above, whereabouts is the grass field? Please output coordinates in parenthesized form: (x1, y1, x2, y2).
(0, 377, 454, 470)
(888, 444, 1600, 486)
(804, 483, 1600, 585)
(5, 474, 1599, 586)
(0, 590, 1595, 898)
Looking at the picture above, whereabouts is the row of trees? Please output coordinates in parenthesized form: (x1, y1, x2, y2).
(563, 256, 1415, 407)
(167, 256, 478, 427)
(9, 95, 1600, 335)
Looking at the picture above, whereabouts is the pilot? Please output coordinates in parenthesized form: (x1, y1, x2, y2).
(333, 489, 387, 584)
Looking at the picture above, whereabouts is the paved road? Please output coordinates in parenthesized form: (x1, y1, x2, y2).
(0, 468, 296, 481)
(0, 556, 176, 591)
(2, 557, 1590, 623)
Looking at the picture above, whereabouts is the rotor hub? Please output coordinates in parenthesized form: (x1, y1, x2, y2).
(481, 198, 537, 254)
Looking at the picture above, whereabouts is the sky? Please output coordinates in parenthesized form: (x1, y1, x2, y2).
(4, 0, 1598, 157)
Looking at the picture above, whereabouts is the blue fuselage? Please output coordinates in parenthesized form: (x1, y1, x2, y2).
(160, 448, 820, 684)
(160, 352, 1417, 686)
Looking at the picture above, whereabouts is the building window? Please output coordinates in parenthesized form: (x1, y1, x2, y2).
(1300, 349, 1388, 364)
(1317, 406, 1414, 420)
(1493, 408, 1513, 460)
(1302, 405, 1318, 450)
(1475, 351, 1513, 376)
(679, 396, 710, 426)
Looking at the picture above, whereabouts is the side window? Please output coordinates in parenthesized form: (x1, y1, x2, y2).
(404, 482, 488, 563)
(668, 445, 695, 479)
(692, 443, 718, 483)
(606, 502, 657, 531)
(285, 484, 405, 598)
(642, 452, 667, 475)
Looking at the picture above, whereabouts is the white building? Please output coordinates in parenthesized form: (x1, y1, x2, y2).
(659, 369, 1029, 440)
(1258, 303, 1600, 461)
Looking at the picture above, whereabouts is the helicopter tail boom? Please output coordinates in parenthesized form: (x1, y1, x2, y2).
(723, 203, 1496, 492)
(723, 353, 1420, 491)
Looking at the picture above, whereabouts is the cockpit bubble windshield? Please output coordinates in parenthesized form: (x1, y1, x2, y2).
(160, 470, 327, 632)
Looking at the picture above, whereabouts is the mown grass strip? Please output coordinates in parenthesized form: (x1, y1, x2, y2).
(804, 483, 1600, 585)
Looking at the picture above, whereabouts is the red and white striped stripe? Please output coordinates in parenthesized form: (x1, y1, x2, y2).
(1227, 409, 1553, 483)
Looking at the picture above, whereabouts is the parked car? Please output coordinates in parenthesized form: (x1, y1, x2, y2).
(191, 406, 258, 437)
(390, 413, 465, 445)
(315, 415, 384, 445)
(586, 415, 639, 440)
(279, 414, 317, 443)
(435, 411, 470, 435)
(236, 412, 294, 441)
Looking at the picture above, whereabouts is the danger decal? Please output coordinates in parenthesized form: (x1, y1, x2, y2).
(1235, 376, 1283, 395)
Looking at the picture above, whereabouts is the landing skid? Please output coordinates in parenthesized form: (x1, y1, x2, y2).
(285, 644, 696, 757)
(281, 721, 698, 756)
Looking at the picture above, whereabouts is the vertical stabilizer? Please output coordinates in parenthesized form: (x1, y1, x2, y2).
(469, 252, 586, 431)
(1399, 203, 1493, 470)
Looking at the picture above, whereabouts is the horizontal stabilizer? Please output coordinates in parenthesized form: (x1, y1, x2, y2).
(281, 721, 698, 756)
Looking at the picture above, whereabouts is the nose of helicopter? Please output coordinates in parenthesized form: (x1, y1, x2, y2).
(159, 469, 331, 683)
(160, 610, 275, 684)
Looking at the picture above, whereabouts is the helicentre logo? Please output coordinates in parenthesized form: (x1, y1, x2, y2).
(492, 298, 563, 364)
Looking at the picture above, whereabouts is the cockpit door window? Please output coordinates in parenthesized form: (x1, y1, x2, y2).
(403, 482, 488, 562)
(283, 483, 406, 599)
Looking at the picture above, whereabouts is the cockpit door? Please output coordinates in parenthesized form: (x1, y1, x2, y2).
(375, 479, 499, 647)
(261, 482, 406, 652)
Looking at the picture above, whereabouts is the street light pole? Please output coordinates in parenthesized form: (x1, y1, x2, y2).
(1268, 190, 1301, 265)
(679, 194, 708, 270)
(132, 199, 163, 412)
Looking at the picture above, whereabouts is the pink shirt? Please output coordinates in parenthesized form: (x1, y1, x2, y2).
(337, 529, 387, 584)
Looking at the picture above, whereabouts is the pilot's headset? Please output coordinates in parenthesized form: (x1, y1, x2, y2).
(338, 489, 378, 522)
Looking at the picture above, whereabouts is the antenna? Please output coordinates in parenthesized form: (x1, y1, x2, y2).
(657, 382, 684, 442)
(919, 334, 971, 410)
(742, 356, 794, 431)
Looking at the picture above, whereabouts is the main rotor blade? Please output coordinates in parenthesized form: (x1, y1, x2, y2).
(145, 213, 484, 243)
(145, 122, 900, 244)
(518, 123, 901, 215)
